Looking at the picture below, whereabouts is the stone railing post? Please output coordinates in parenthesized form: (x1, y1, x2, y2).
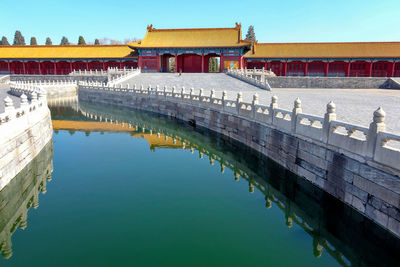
(322, 101, 336, 143)
(236, 92, 242, 115)
(31, 92, 38, 104)
(210, 89, 215, 101)
(252, 93, 259, 118)
(222, 90, 227, 111)
(190, 88, 194, 101)
(270, 95, 278, 124)
(172, 86, 176, 98)
(291, 98, 302, 134)
(4, 96, 14, 113)
(367, 107, 386, 158)
(156, 85, 159, 96)
(181, 87, 185, 99)
(261, 67, 265, 83)
(163, 85, 167, 98)
(20, 94, 28, 108)
(199, 88, 204, 102)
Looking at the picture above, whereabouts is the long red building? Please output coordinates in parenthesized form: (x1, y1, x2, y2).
(0, 23, 399, 77)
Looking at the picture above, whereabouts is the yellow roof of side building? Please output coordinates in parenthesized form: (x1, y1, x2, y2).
(244, 42, 400, 59)
(0, 45, 136, 59)
(129, 23, 251, 48)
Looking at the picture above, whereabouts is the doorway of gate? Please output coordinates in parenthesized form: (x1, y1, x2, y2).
(161, 54, 176, 72)
(177, 54, 202, 73)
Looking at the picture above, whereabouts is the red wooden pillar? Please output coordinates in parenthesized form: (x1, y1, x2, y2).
(304, 60, 309, 76)
(7, 60, 10, 74)
(324, 62, 329, 77)
(345, 61, 351, 77)
(264, 61, 268, 70)
(70, 60, 73, 73)
(368, 61, 373, 77)
(156, 54, 159, 72)
(119, 60, 122, 69)
(175, 53, 178, 72)
(22, 61, 26, 74)
(283, 61, 288, 76)
(86, 60, 89, 70)
(102, 60, 105, 71)
(201, 53, 204, 73)
(390, 61, 396, 77)
(220, 54, 224, 72)
(38, 61, 42, 75)
(53, 61, 57, 75)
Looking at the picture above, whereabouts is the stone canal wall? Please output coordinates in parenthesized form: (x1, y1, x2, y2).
(78, 82, 400, 237)
(0, 86, 53, 191)
(227, 68, 392, 89)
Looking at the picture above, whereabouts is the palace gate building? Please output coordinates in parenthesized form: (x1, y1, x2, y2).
(129, 23, 250, 73)
(0, 23, 399, 77)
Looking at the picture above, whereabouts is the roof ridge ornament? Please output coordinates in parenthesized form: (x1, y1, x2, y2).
(235, 22, 242, 43)
(147, 24, 153, 32)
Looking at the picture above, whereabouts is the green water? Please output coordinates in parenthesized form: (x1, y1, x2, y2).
(1, 101, 399, 266)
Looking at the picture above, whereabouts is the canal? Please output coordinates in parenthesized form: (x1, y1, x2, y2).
(1, 100, 399, 266)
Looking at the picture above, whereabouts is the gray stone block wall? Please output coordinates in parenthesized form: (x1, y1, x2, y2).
(266, 77, 390, 89)
(79, 88, 400, 238)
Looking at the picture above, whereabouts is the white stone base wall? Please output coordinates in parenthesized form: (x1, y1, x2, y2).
(79, 88, 400, 238)
(0, 105, 53, 191)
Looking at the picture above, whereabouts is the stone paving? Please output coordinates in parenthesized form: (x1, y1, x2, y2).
(126, 73, 400, 134)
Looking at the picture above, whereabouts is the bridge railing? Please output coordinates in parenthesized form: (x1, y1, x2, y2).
(78, 81, 400, 173)
(226, 68, 272, 91)
(107, 68, 141, 86)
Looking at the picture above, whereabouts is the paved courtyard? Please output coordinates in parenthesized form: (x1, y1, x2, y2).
(126, 73, 400, 134)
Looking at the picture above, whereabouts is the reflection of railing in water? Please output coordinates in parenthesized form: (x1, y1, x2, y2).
(56, 101, 399, 267)
(0, 141, 53, 260)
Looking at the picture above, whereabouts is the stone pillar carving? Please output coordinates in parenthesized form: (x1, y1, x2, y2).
(367, 107, 386, 158)
(4, 96, 14, 112)
(252, 93, 259, 118)
(236, 92, 242, 115)
(222, 91, 227, 111)
(270, 95, 278, 124)
(291, 98, 302, 134)
(323, 101, 336, 143)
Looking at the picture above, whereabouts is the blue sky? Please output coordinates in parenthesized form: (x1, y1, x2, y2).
(0, 0, 399, 44)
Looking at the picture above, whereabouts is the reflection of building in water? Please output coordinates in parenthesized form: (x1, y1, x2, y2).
(0, 141, 53, 260)
(52, 120, 190, 151)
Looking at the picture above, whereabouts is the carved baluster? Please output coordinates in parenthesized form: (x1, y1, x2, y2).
(367, 107, 386, 158)
(323, 101, 336, 143)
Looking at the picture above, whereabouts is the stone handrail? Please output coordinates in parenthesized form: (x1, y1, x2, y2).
(0, 75, 10, 84)
(226, 68, 272, 91)
(78, 81, 400, 173)
(10, 79, 77, 89)
(0, 91, 47, 138)
(69, 69, 107, 76)
(107, 68, 141, 86)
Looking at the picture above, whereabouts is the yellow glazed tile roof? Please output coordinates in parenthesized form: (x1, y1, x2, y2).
(244, 42, 400, 59)
(52, 120, 188, 149)
(129, 24, 250, 48)
(0, 45, 135, 59)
